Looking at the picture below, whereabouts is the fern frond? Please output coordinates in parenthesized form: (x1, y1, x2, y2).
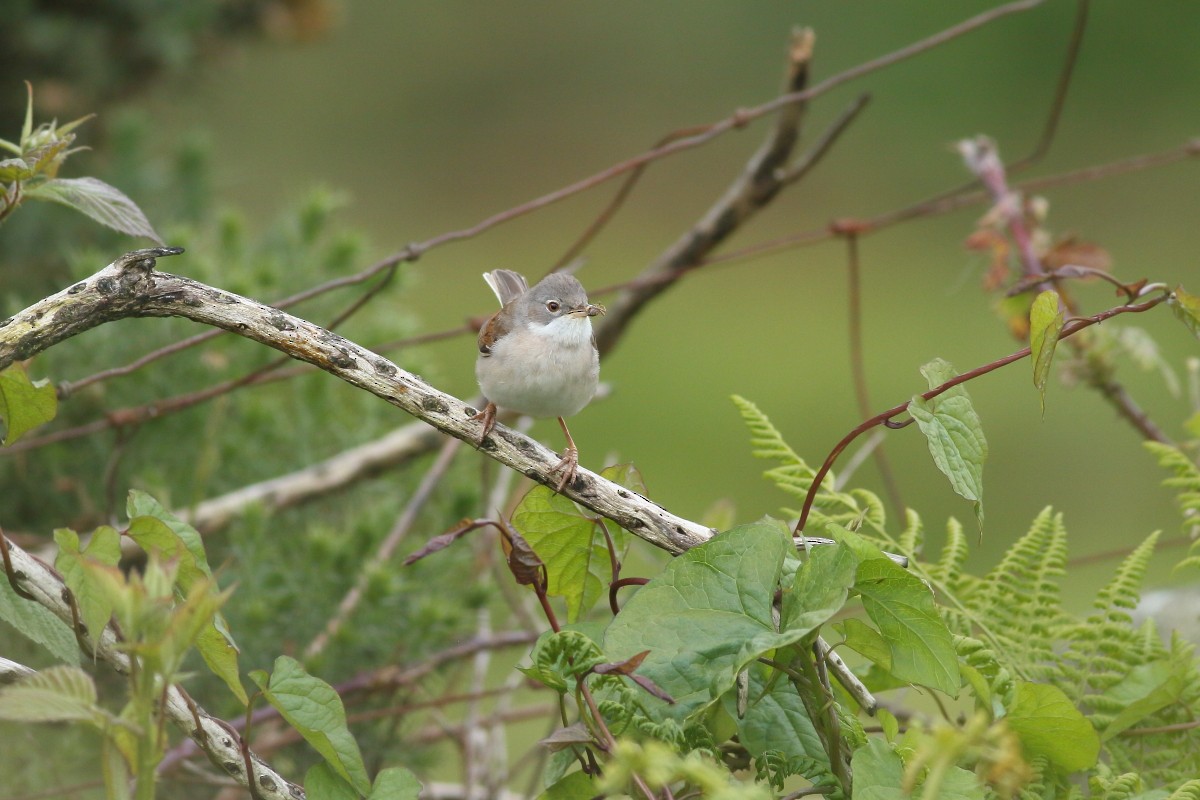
(732, 395, 887, 533)
(1093, 531, 1159, 616)
(732, 395, 805, 465)
(1144, 441, 1200, 542)
(1168, 779, 1200, 800)
(928, 516, 970, 592)
(1089, 771, 1145, 799)
(897, 507, 924, 555)
(955, 507, 1070, 680)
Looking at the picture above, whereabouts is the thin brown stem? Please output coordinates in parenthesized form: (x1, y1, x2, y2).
(1008, 0, 1089, 173)
(796, 290, 1171, 533)
(843, 233, 904, 516)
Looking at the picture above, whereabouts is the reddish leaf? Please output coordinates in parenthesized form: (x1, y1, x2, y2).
(404, 518, 486, 565)
(592, 650, 649, 676)
(500, 523, 547, 593)
(1043, 236, 1111, 272)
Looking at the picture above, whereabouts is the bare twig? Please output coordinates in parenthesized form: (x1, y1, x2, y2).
(160, 630, 537, 774)
(596, 26, 817, 354)
(961, 135, 1173, 445)
(0, 655, 36, 685)
(1008, 0, 1090, 172)
(711, 138, 1200, 267)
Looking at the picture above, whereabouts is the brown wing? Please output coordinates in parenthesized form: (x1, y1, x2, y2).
(477, 309, 510, 355)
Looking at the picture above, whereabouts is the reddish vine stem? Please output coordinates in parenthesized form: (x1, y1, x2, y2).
(843, 233, 904, 515)
(794, 290, 1171, 534)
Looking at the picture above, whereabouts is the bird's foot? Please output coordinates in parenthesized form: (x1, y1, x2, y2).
(471, 402, 497, 446)
(549, 446, 579, 492)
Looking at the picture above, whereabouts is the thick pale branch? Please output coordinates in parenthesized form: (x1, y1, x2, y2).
(182, 420, 443, 534)
(0, 249, 716, 555)
(0, 534, 300, 799)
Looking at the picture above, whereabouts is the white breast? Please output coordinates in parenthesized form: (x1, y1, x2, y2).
(476, 316, 599, 419)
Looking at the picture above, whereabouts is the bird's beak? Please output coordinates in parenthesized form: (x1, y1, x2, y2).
(570, 303, 605, 318)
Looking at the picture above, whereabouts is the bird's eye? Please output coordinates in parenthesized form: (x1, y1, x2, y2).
(546, 301, 560, 313)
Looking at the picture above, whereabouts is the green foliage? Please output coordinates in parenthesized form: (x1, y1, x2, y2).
(1170, 285, 1200, 340)
(1030, 289, 1065, 414)
(251, 655, 371, 796)
(0, 86, 161, 240)
(0, 362, 56, 444)
(909, 358, 988, 532)
(1145, 441, 1200, 567)
(731, 394, 885, 531)
(513, 463, 638, 622)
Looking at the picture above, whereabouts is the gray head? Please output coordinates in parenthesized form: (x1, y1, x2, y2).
(519, 273, 604, 325)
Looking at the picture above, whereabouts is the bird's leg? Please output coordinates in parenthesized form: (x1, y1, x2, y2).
(471, 401, 498, 445)
(549, 416, 580, 492)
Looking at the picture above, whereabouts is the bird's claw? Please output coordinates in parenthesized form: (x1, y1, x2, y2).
(471, 402, 497, 446)
(549, 446, 579, 492)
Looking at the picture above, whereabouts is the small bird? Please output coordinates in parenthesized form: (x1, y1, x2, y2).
(473, 269, 604, 491)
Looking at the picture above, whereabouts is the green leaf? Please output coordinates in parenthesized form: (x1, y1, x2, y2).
(0, 364, 57, 445)
(603, 518, 797, 717)
(20, 82, 34, 146)
(127, 491, 214, 583)
(926, 766, 988, 800)
(854, 556, 960, 694)
(1029, 290, 1064, 414)
(514, 487, 609, 623)
(910, 359, 987, 531)
(730, 665, 825, 766)
(513, 464, 636, 622)
(304, 761, 358, 800)
(54, 526, 121, 643)
(0, 665, 103, 725)
(368, 767, 422, 800)
(782, 541, 858, 634)
(0, 156, 34, 182)
(1171, 285, 1200, 339)
(1099, 660, 1185, 740)
(1005, 681, 1099, 772)
(22, 176, 163, 243)
(538, 770, 597, 800)
(849, 737, 906, 799)
(837, 617, 891, 668)
(124, 491, 244, 699)
(251, 656, 370, 794)
(0, 564, 80, 665)
(195, 622, 248, 704)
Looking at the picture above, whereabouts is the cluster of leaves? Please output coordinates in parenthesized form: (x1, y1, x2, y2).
(0, 84, 161, 240)
(0, 491, 422, 799)
(503, 394, 1200, 799)
(0, 92, 478, 796)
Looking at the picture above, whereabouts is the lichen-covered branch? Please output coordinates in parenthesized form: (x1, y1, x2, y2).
(0, 248, 716, 555)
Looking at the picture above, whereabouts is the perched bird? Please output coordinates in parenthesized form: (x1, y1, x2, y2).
(473, 269, 604, 491)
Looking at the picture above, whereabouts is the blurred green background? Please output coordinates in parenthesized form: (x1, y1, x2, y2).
(7, 0, 1200, 581)
(2, 0, 1199, 792)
